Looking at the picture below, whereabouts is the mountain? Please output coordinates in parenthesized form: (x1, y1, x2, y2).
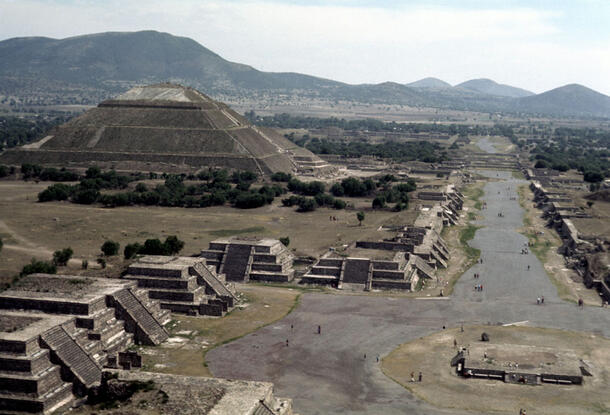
(0, 31, 340, 92)
(0, 31, 608, 118)
(515, 84, 610, 118)
(406, 77, 452, 89)
(456, 78, 534, 98)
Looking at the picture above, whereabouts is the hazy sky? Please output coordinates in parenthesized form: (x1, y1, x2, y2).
(1, 0, 609, 95)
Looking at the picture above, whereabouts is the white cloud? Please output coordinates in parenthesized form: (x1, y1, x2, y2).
(0, 0, 608, 95)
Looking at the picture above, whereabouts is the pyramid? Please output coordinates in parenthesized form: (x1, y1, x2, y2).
(1, 83, 333, 176)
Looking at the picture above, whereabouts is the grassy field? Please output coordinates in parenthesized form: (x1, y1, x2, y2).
(0, 180, 416, 283)
(382, 325, 610, 415)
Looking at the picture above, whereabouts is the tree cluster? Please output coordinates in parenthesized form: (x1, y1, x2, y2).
(123, 235, 185, 259)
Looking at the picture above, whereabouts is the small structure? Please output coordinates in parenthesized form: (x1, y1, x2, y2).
(301, 253, 431, 291)
(124, 255, 237, 316)
(201, 238, 295, 283)
(452, 343, 584, 386)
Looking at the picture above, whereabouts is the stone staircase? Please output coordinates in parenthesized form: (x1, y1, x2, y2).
(342, 258, 370, 285)
(110, 289, 168, 346)
(40, 325, 102, 389)
(220, 245, 253, 282)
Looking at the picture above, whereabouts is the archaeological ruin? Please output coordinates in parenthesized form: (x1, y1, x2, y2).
(0, 83, 335, 177)
(0, 274, 169, 413)
(528, 169, 610, 303)
(201, 238, 295, 283)
(123, 255, 237, 316)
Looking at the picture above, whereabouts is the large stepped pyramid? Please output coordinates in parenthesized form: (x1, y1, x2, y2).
(0, 83, 334, 176)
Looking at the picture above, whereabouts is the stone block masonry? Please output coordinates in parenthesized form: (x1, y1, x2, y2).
(0, 274, 172, 414)
(124, 255, 238, 317)
(201, 237, 295, 283)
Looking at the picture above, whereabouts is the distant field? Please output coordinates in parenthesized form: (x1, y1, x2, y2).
(0, 180, 416, 281)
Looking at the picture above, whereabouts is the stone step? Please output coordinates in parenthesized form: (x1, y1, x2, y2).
(111, 289, 168, 346)
(148, 286, 206, 303)
(248, 272, 293, 283)
(0, 365, 62, 396)
(0, 349, 51, 375)
(0, 382, 73, 414)
(124, 275, 198, 290)
(40, 326, 102, 388)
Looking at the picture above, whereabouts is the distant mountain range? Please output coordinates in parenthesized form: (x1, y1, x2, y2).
(1, 30, 609, 118)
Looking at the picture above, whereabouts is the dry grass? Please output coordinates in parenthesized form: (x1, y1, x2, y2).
(0, 180, 416, 283)
(139, 285, 301, 377)
(382, 325, 610, 415)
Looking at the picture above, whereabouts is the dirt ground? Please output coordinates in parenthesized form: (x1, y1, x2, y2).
(517, 184, 601, 305)
(138, 285, 303, 377)
(0, 180, 416, 283)
(382, 325, 610, 415)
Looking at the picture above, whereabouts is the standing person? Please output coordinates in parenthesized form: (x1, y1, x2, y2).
(410, 372, 415, 382)
(541, 296, 544, 304)
(317, 325, 321, 334)
(418, 372, 422, 382)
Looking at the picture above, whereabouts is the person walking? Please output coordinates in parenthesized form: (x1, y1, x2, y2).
(317, 325, 321, 334)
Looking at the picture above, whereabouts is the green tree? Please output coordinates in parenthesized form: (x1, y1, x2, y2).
(163, 236, 185, 255)
(357, 211, 365, 226)
(372, 196, 386, 209)
(101, 240, 120, 256)
(279, 236, 290, 247)
(124, 243, 142, 259)
(53, 248, 73, 266)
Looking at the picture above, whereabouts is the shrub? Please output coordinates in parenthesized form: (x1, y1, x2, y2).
(135, 183, 148, 192)
(81, 260, 88, 269)
(234, 192, 266, 209)
(163, 236, 184, 255)
(101, 240, 120, 256)
(97, 258, 106, 269)
(333, 199, 346, 209)
(357, 211, 365, 225)
(279, 236, 290, 247)
(297, 197, 317, 212)
(38, 183, 73, 202)
(372, 196, 386, 209)
(53, 248, 73, 266)
(20, 259, 57, 276)
(271, 172, 292, 182)
(124, 243, 143, 259)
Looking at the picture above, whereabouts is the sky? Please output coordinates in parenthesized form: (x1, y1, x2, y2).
(0, 0, 609, 95)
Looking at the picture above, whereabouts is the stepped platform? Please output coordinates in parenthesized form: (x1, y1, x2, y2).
(0, 274, 165, 346)
(303, 256, 414, 291)
(202, 238, 295, 283)
(124, 256, 237, 317)
(0, 312, 77, 414)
